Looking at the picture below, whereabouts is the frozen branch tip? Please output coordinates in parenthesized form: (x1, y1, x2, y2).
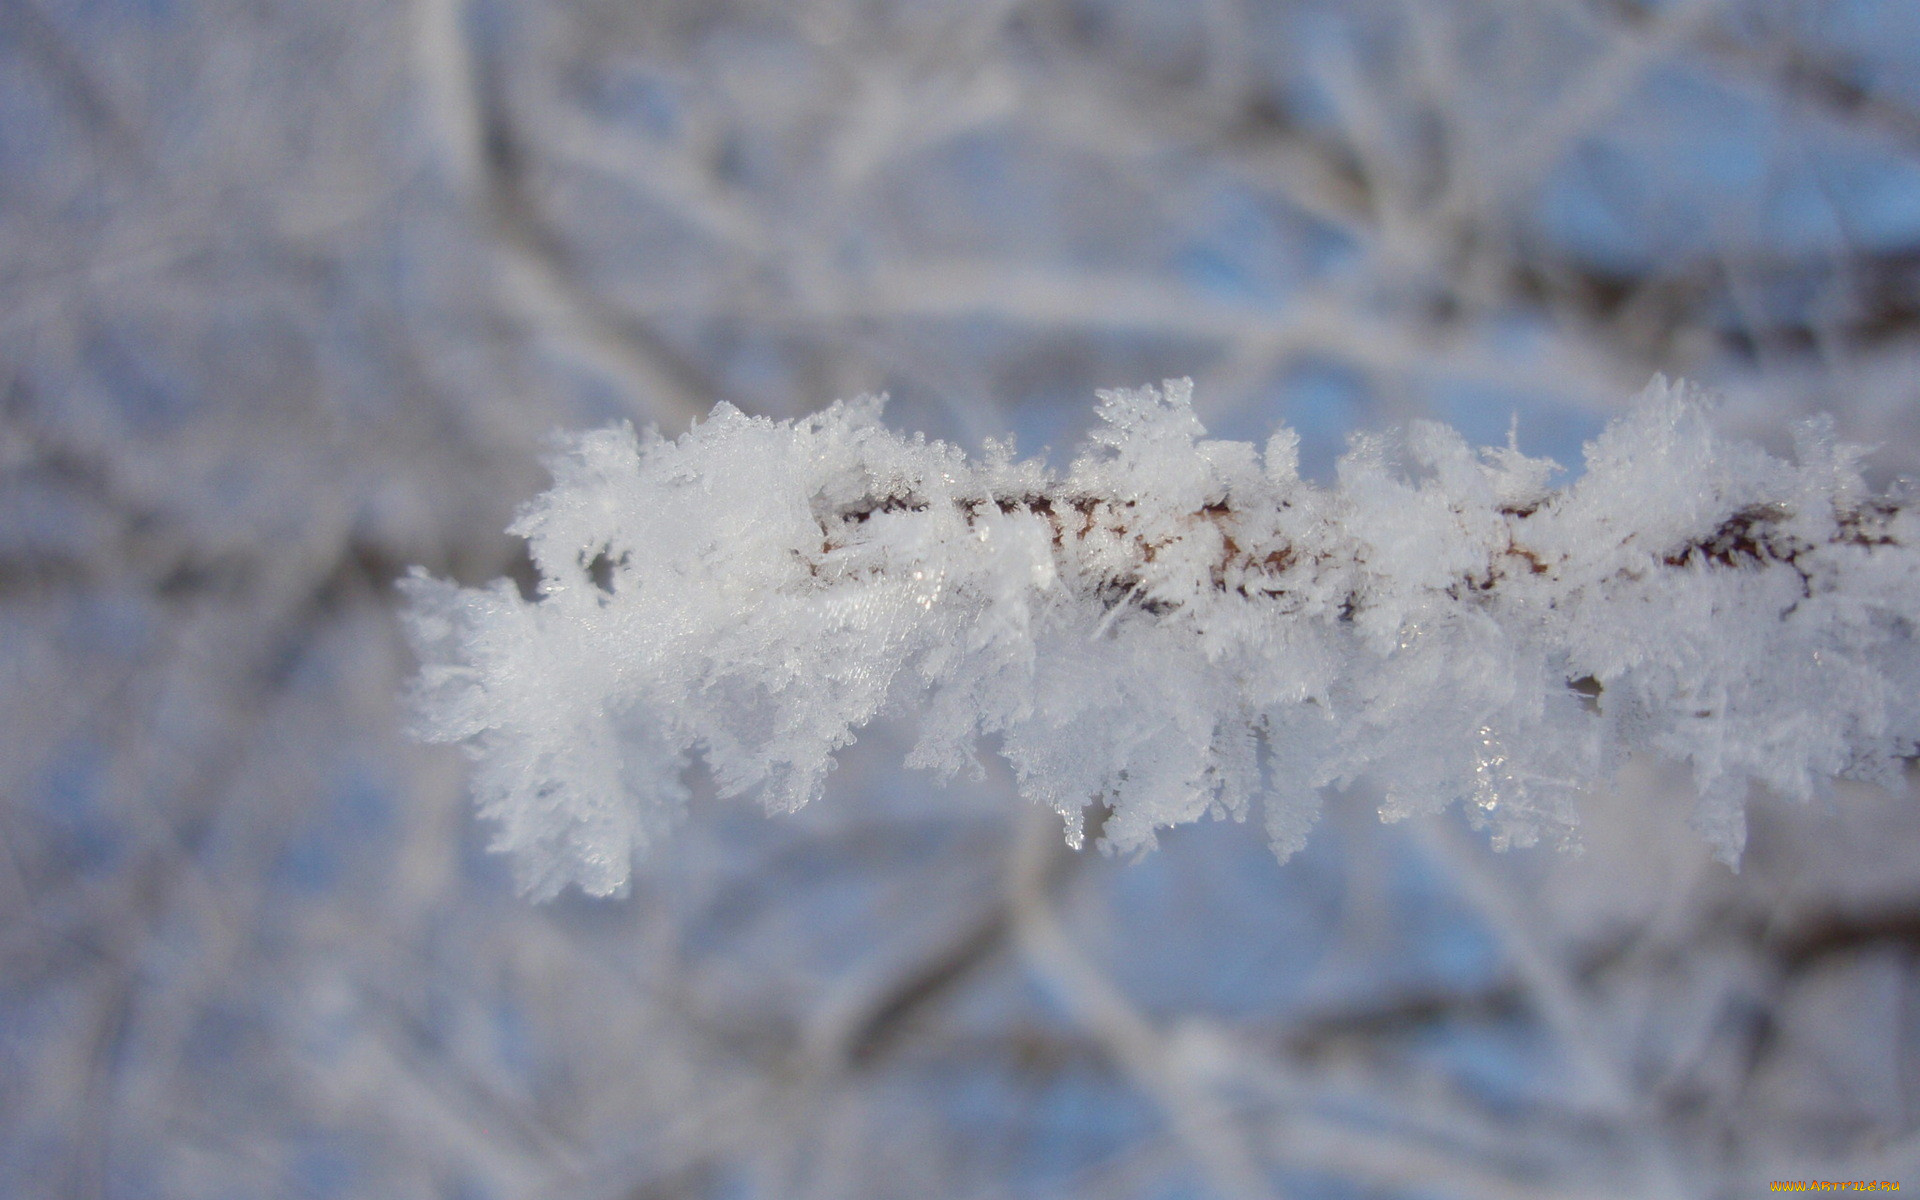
(403, 377, 1920, 898)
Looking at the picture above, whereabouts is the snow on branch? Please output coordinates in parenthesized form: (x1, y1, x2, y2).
(402, 378, 1920, 898)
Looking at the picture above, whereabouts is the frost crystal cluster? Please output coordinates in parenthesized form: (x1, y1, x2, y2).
(403, 379, 1920, 898)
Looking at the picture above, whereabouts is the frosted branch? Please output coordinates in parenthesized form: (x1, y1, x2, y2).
(403, 377, 1920, 898)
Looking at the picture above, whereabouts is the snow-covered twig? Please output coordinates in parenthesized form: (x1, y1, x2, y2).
(404, 376, 1920, 898)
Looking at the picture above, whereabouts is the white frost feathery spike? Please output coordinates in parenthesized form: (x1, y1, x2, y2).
(402, 377, 1920, 898)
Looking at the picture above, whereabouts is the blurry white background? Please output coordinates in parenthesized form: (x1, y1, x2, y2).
(4, 0, 1920, 1196)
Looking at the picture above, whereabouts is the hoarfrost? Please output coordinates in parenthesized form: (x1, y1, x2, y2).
(403, 377, 1920, 897)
